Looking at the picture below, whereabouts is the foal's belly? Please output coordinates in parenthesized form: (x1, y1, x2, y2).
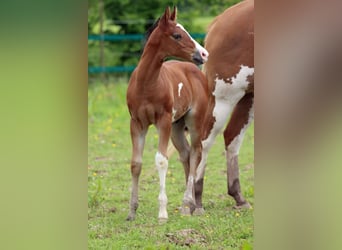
(172, 106, 190, 122)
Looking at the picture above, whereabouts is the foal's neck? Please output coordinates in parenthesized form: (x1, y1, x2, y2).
(136, 39, 166, 87)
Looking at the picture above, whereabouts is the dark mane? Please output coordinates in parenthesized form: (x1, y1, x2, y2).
(143, 17, 160, 51)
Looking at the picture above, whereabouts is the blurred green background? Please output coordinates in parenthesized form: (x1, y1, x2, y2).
(88, 0, 240, 80)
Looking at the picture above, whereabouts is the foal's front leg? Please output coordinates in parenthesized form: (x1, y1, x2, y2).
(155, 115, 172, 222)
(127, 119, 147, 221)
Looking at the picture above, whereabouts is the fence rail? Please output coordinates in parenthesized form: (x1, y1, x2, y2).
(88, 33, 206, 73)
(89, 33, 206, 41)
(88, 34, 144, 42)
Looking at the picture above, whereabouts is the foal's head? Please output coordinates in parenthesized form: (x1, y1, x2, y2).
(147, 7, 209, 65)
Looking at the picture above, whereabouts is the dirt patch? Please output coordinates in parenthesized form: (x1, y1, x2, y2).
(166, 228, 206, 247)
(108, 207, 117, 213)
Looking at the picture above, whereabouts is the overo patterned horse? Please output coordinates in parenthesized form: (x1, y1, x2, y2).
(126, 7, 209, 221)
(195, 0, 254, 212)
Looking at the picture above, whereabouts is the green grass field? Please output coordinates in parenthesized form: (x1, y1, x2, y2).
(88, 80, 254, 249)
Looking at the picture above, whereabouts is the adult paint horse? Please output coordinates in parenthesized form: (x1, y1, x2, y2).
(126, 7, 209, 221)
(195, 0, 254, 212)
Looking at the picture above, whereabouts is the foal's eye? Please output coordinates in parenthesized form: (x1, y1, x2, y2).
(172, 33, 182, 40)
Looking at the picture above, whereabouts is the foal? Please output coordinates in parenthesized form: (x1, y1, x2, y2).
(126, 7, 209, 221)
(195, 0, 254, 211)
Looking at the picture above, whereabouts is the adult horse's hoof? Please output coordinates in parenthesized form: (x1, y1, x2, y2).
(181, 197, 196, 215)
(181, 205, 195, 216)
(233, 202, 252, 210)
(180, 206, 192, 216)
(193, 207, 205, 215)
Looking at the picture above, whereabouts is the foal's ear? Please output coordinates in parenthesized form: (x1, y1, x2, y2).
(170, 6, 177, 21)
(159, 6, 171, 30)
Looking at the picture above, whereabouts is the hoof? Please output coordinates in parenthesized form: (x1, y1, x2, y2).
(181, 197, 196, 215)
(193, 207, 205, 216)
(180, 206, 192, 216)
(233, 202, 252, 210)
(126, 216, 135, 221)
(126, 212, 136, 221)
(158, 217, 168, 224)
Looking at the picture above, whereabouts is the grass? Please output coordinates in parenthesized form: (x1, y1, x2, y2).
(88, 80, 254, 249)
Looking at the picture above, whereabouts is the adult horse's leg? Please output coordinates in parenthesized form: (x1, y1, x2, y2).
(194, 98, 232, 214)
(127, 119, 147, 221)
(155, 115, 172, 222)
(224, 93, 253, 209)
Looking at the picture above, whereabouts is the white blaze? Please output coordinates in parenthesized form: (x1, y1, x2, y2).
(176, 23, 209, 62)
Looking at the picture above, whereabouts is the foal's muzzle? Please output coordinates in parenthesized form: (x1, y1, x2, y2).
(192, 49, 209, 65)
(192, 51, 204, 65)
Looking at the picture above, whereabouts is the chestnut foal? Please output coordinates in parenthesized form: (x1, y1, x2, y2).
(195, 0, 254, 212)
(126, 7, 209, 221)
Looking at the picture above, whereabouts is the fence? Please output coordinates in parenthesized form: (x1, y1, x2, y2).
(88, 33, 206, 74)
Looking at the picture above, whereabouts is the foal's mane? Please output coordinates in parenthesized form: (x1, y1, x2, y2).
(143, 17, 160, 51)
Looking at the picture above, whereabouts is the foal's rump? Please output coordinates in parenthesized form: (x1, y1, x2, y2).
(161, 60, 208, 122)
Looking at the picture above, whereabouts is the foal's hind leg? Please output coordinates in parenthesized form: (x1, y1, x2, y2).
(224, 94, 253, 209)
(127, 119, 147, 221)
(179, 114, 204, 215)
(171, 120, 195, 215)
(171, 118, 190, 182)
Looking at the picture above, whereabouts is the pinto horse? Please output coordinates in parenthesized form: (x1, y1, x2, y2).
(195, 0, 254, 211)
(126, 7, 209, 221)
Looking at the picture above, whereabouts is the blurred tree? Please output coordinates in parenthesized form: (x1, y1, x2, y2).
(88, 0, 241, 76)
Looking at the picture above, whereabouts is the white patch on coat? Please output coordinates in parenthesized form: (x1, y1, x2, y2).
(155, 152, 168, 219)
(227, 102, 254, 156)
(178, 82, 183, 97)
(196, 65, 254, 181)
(188, 175, 194, 185)
(172, 108, 177, 122)
(176, 23, 209, 62)
(136, 135, 145, 162)
(183, 175, 195, 202)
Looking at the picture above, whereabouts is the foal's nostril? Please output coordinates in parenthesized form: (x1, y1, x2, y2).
(201, 51, 209, 61)
(200, 51, 209, 62)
